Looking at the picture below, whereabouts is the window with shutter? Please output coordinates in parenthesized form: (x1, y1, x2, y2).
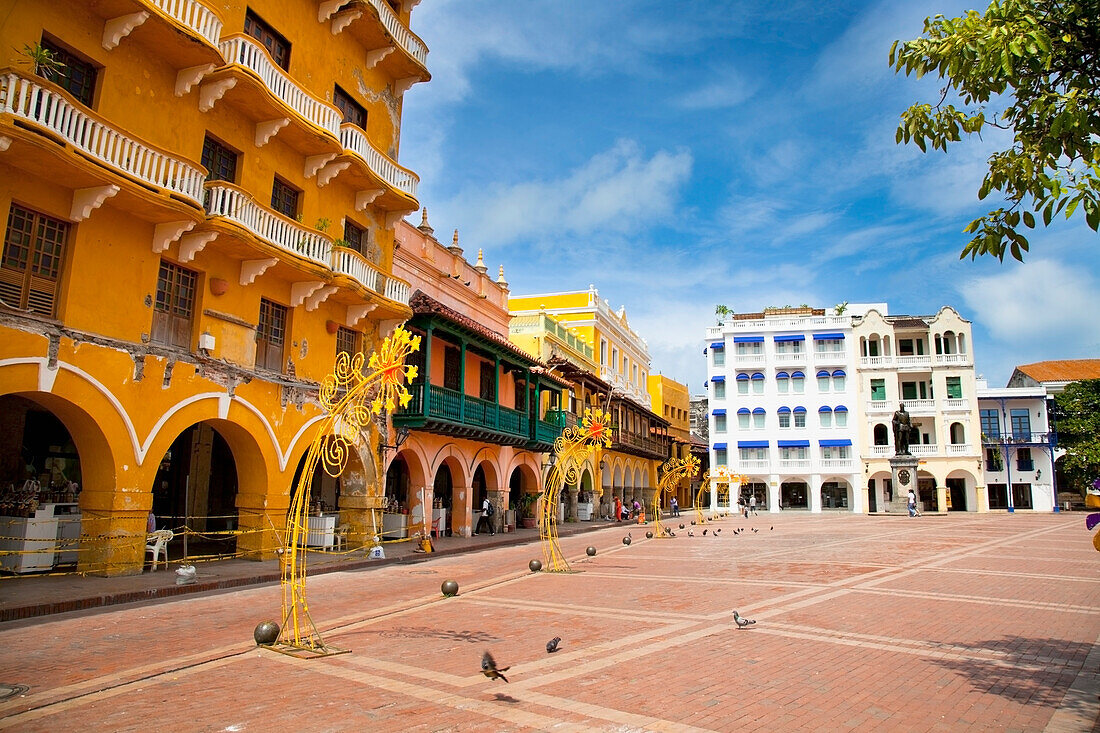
(1, 204, 69, 317)
(244, 9, 290, 70)
(152, 259, 197, 349)
(256, 298, 288, 372)
(39, 38, 98, 106)
(443, 346, 460, 391)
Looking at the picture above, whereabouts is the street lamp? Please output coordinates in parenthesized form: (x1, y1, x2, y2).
(381, 426, 410, 453)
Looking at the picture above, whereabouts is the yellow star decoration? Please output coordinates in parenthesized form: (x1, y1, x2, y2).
(368, 328, 421, 414)
(581, 407, 614, 447)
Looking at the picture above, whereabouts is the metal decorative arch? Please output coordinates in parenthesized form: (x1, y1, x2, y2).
(274, 326, 420, 656)
(540, 407, 614, 572)
(696, 466, 729, 525)
(652, 455, 699, 537)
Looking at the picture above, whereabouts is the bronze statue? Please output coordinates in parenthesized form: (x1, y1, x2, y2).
(892, 403, 912, 455)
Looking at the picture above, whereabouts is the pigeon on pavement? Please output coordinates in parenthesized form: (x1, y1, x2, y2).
(732, 611, 757, 629)
(546, 637, 561, 654)
(481, 651, 510, 682)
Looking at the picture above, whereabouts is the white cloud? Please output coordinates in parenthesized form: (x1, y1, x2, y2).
(676, 70, 757, 110)
(447, 140, 692, 247)
(960, 260, 1100, 346)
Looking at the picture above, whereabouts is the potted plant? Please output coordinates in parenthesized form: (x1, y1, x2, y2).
(519, 492, 539, 529)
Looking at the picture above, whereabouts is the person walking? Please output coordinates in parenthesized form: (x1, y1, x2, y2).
(749, 494, 757, 516)
(907, 488, 921, 518)
(615, 496, 623, 523)
(670, 496, 680, 517)
(474, 495, 495, 535)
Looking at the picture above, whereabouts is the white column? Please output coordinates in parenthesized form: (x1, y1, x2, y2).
(849, 474, 863, 513)
(768, 475, 780, 512)
(810, 473, 823, 512)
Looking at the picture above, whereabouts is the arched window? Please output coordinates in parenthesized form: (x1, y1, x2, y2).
(752, 407, 766, 429)
(950, 422, 965, 444)
(736, 372, 750, 395)
(793, 406, 807, 428)
(819, 405, 833, 428)
(873, 423, 889, 445)
(776, 371, 790, 394)
(791, 371, 805, 394)
(777, 406, 791, 429)
(737, 407, 751, 429)
(816, 370, 831, 392)
(751, 372, 765, 395)
(834, 405, 848, 428)
(832, 369, 846, 391)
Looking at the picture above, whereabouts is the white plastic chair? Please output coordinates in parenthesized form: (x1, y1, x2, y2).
(145, 529, 173, 571)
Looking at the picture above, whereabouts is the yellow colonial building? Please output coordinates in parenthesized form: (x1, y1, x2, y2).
(648, 374, 693, 511)
(509, 287, 670, 521)
(0, 0, 429, 574)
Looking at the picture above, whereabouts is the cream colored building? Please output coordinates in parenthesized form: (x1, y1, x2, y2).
(853, 306, 985, 513)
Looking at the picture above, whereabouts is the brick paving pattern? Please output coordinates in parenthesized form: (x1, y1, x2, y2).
(0, 513, 1097, 731)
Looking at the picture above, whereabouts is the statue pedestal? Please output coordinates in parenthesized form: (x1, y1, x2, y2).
(889, 455, 919, 514)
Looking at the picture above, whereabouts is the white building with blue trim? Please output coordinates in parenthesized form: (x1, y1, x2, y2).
(704, 306, 862, 513)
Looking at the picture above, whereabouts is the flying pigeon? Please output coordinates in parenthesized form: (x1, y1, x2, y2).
(481, 651, 510, 682)
(546, 637, 561, 654)
(732, 611, 757, 629)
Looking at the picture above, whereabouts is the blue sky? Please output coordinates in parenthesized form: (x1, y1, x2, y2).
(399, 0, 1099, 394)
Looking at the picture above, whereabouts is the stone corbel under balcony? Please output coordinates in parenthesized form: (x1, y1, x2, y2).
(199, 77, 237, 112)
(240, 258, 277, 286)
(102, 11, 149, 50)
(290, 281, 325, 307)
(347, 303, 377, 327)
(356, 189, 383, 211)
(331, 9, 361, 34)
(316, 161, 350, 187)
(365, 47, 394, 69)
(305, 153, 337, 179)
(71, 185, 119, 221)
(152, 221, 197, 253)
(256, 118, 290, 147)
(385, 210, 409, 228)
(393, 76, 418, 96)
(179, 232, 218, 262)
(318, 0, 345, 21)
(305, 285, 337, 311)
(176, 64, 216, 97)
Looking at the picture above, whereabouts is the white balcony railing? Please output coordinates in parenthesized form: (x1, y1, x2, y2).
(896, 355, 932, 369)
(943, 398, 969, 411)
(910, 444, 938, 456)
(778, 460, 811, 471)
(860, 356, 895, 368)
(869, 445, 891, 457)
(773, 353, 807, 366)
(205, 183, 331, 265)
(366, 0, 428, 67)
(331, 247, 411, 306)
(733, 353, 766, 365)
(149, 0, 223, 46)
(339, 124, 419, 198)
(219, 35, 341, 137)
(935, 353, 971, 366)
(384, 275, 410, 305)
(946, 444, 973, 455)
(738, 460, 771, 472)
(0, 70, 206, 204)
(814, 350, 848, 364)
(866, 401, 892, 414)
(819, 458, 855, 471)
(904, 399, 936, 414)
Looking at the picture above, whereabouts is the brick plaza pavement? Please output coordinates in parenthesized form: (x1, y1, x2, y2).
(0, 513, 1097, 732)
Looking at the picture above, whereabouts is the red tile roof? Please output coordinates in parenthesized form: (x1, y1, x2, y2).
(1014, 359, 1100, 383)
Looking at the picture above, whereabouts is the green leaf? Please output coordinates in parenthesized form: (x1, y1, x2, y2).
(1022, 211, 1035, 228)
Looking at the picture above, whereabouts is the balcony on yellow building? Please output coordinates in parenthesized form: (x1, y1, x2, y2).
(0, 69, 207, 223)
(337, 123, 420, 215)
(320, 0, 430, 91)
(197, 34, 342, 157)
(331, 244, 411, 306)
(203, 181, 332, 267)
(89, 0, 224, 69)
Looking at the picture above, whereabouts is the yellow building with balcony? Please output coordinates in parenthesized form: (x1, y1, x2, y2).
(0, 0, 429, 574)
(509, 287, 670, 521)
(648, 374, 693, 511)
